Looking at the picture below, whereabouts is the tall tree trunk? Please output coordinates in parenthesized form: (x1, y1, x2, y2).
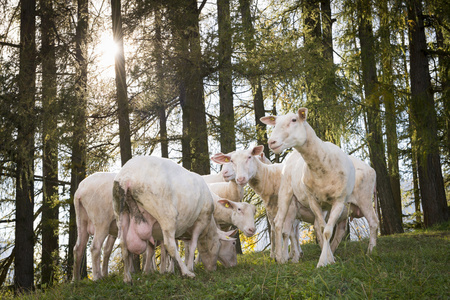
(68, 0, 88, 281)
(184, 0, 209, 174)
(154, 6, 168, 158)
(357, 0, 403, 234)
(378, 0, 402, 220)
(112, 0, 132, 165)
(401, 31, 422, 226)
(435, 21, 450, 161)
(218, 0, 235, 154)
(303, 0, 339, 144)
(15, 0, 36, 292)
(407, 0, 448, 227)
(41, 0, 59, 286)
(239, 0, 269, 158)
(112, 0, 140, 271)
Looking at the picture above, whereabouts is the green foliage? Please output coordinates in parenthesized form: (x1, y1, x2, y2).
(5, 226, 449, 299)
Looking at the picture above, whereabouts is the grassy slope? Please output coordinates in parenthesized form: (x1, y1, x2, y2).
(4, 224, 450, 299)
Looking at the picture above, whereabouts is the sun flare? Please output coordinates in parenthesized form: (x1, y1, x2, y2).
(95, 33, 119, 78)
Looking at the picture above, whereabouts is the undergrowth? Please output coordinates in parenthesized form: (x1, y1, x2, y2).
(2, 223, 449, 299)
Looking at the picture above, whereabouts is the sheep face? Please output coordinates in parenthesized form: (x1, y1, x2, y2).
(217, 230, 238, 267)
(218, 199, 256, 237)
(221, 163, 235, 181)
(230, 146, 264, 186)
(261, 108, 308, 154)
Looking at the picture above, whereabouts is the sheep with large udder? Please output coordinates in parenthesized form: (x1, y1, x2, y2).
(113, 156, 238, 283)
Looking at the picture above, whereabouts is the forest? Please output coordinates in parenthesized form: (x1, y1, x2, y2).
(0, 0, 449, 294)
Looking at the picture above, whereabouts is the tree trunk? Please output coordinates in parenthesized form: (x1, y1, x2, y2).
(218, 0, 235, 154)
(112, 0, 140, 271)
(15, 0, 36, 292)
(407, 0, 448, 227)
(184, 0, 209, 174)
(112, 0, 132, 165)
(378, 0, 402, 220)
(239, 0, 269, 159)
(302, 0, 339, 144)
(357, 0, 403, 234)
(154, 6, 168, 158)
(41, 0, 59, 286)
(68, 0, 88, 281)
(435, 20, 450, 161)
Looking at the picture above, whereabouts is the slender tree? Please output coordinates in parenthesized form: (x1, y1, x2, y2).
(68, 0, 88, 280)
(239, 0, 269, 159)
(407, 0, 448, 227)
(15, 0, 36, 292)
(357, 0, 403, 234)
(112, 0, 132, 165)
(218, 0, 235, 154)
(41, 0, 59, 286)
(378, 0, 402, 219)
(154, 5, 169, 158)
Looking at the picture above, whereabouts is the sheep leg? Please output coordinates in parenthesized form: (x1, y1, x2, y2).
(288, 219, 302, 263)
(91, 228, 109, 280)
(73, 215, 89, 282)
(118, 213, 133, 284)
(186, 226, 203, 272)
(330, 218, 348, 253)
(358, 204, 379, 254)
(143, 241, 156, 274)
(101, 234, 116, 278)
(163, 228, 195, 278)
(317, 201, 344, 267)
(273, 179, 295, 264)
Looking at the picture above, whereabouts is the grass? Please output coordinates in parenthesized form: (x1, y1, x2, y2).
(3, 223, 449, 299)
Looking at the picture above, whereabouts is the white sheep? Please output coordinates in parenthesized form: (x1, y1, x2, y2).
(212, 193, 257, 237)
(212, 146, 310, 263)
(113, 156, 237, 282)
(261, 108, 356, 267)
(73, 172, 159, 281)
(202, 160, 235, 183)
(72, 172, 120, 281)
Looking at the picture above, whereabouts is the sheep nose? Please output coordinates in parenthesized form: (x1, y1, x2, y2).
(248, 227, 256, 235)
(236, 176, 246, 184)
(268, 139, 276, 146)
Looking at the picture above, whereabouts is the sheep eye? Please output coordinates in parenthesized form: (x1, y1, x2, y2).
(292, 118, 297, 122)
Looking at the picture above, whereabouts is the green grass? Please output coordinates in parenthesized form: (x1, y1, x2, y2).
(3, 224, 449, 299)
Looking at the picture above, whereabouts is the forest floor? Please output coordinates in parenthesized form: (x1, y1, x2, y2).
(3, 222, 449, 299)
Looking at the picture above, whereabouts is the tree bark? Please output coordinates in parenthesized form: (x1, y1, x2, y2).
(112, 0, 132, 165)
(378, 0, 402, 220)
(218, 0, 235, 154)
(407, 0, 448, 227)
(435, 20, 450, 161)
(154, 6, 168, 158)
(357, 0, 403, 234)
(68, 0, 88, 281)
(41, 0, 59, 286)
(15, 0, 36, 292)
(239, 0, 269, 158)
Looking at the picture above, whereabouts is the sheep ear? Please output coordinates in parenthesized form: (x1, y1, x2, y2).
(298, 108, 308, 121)
(251, 145, 264, 156)
(260, 115, 276, 126)
(211, 153, 231, 164)
(218, 199, 234, 209)
(225, 228, 239, 238)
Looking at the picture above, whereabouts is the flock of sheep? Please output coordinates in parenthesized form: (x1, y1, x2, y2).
(72, 108, 379, 284)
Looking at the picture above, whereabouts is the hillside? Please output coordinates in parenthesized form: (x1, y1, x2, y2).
(3, 224, 449, 299)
